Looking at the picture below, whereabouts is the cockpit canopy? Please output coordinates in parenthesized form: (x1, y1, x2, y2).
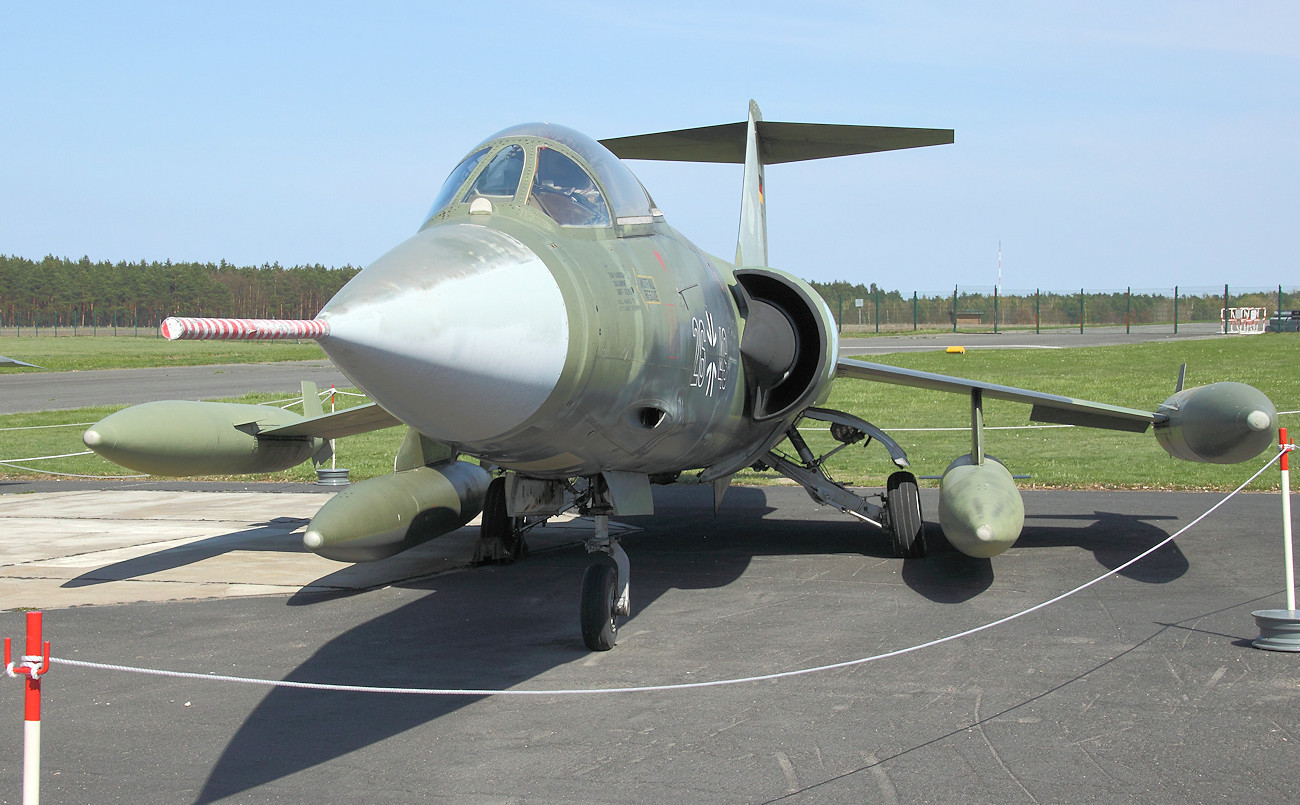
(424, 123, 661, 229)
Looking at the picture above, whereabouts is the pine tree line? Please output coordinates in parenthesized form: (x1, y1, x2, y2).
(0, 255, 360, 328)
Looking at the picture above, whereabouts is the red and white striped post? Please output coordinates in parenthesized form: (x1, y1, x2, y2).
(5, 611, 50, 805)
(1281, 428, 1295, 613)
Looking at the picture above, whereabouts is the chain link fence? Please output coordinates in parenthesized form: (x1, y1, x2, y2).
(826, 285, 1300, 335)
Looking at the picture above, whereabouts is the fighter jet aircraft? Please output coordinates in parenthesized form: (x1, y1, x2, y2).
(83, 102, 1278, 650)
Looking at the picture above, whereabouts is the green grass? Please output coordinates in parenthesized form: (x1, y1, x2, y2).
(0, 336, 325, 372)
(753, 335, 1298, 492)
(0, 335, 1294, 490)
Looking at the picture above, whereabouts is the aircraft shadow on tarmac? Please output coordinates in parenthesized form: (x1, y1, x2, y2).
(62, 518, 310, 587)
(1022, 510, 1188, 584)
(897, 509, 1185, 605)
(190, 488, 1196, 802)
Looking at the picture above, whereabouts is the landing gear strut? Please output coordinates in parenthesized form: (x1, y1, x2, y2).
(577, 476, 631, 651)
(580, 515, 630, 650)
(473, 476, 528, 563)
(760, 409, 927, 559)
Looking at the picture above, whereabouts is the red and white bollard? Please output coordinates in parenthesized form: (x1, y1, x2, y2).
(5, 611, 51, 804)
(1253, 429, 1300, 651)
(1281, 427, 1295, 613)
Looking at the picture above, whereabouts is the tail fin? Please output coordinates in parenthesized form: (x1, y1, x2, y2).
(599, 102, 954, 267)
(737, 100, 767, 266)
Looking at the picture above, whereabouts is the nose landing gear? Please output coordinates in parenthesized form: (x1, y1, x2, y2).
(585, 517, 634, 647)
(581, 514, 630, 651)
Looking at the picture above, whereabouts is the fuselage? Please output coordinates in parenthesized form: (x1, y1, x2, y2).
(314, 124, 821, 480)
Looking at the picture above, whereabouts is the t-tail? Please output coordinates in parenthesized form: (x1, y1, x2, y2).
(599, 100, 954, 267)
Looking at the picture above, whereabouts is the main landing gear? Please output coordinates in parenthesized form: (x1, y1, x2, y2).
(759, 407, 927, 559)
(473, 476, 528, 564)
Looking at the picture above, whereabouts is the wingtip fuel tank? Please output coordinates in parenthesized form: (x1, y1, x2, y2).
(83, 401, 323, 476)
(1155, 382, 1277, 464)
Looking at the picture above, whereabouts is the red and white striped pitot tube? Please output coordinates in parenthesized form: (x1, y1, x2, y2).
(161, 317, 330, 341)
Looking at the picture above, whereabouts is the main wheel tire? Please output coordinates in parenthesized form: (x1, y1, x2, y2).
(480, 477, 525, 561)
(886, 471, 926, 559)
(580, 560, 619, 651)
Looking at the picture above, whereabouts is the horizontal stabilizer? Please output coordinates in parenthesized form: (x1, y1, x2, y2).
(601, 122, 953, 165)
(259, 402, 403, 440)
(836, 358, 1159, 433)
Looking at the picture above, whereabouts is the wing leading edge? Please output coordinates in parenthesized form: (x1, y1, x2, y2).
(835, 358, 1162, 434)
(258, 402, 404, 440)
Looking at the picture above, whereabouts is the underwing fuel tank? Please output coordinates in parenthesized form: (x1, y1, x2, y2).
(1154, 382, 1277, 464)
(82, 401, 323, 476)
(302, 460, 492, 563)
(937, 455, 1025, 559)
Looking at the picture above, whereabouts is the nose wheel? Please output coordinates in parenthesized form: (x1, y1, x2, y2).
(580, 514, 630, 651)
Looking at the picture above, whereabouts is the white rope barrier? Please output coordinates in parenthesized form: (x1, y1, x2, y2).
(1, 451, 94, 463)
(0, 465, 148, 479)
(0, 451, 148, 479)
(0, 423, 95, 432)
(801, 424, 1075, 433)
(48, 448, 1286, 697)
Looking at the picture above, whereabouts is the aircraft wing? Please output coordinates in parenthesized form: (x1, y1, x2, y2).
(0, 355, 40, 368)
(836, 358, 1162, 433)
(258, 402, 404, 440)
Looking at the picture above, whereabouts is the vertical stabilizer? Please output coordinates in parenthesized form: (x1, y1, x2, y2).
(736, 100, 767, 267)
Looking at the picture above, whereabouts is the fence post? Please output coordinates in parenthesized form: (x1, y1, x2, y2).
(1079, 288, 1084, 334)
(1126, 287, 1131, 334)
(912, 291, 917, 331)
(1174, 286, 1179, 333)
(952, 285, 958, 333)
(1223, 283, 1230, 336)
(837, 295, 842, 335)
(1035, 289, 1040, 334)
(994, 285, 999, 334)
(874, 287, 880, 334)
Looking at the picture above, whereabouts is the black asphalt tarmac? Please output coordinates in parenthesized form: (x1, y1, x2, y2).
(2, 324, 1294, 802)
(0, 360, 351, 414)
(2, 483, 1297, 804)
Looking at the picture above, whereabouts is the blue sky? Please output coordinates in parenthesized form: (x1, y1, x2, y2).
(3, 2, 1296, 294)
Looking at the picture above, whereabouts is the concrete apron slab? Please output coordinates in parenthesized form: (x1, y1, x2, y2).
(0, 490, 630, 610)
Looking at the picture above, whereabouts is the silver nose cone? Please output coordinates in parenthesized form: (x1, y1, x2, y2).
(317, 224, 570, 444)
